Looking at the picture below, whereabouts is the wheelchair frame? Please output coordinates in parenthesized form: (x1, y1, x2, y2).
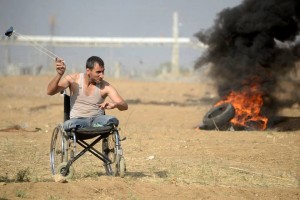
(49, 92, 126, 179)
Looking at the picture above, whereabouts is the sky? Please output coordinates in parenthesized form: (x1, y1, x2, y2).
(0, 0, 242, 76)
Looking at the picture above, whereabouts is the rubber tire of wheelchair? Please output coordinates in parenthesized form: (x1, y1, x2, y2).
(119, 156, 126, 178)
(102, 138, 114, 176)
(50, 125, 68, 175)
(111, 154, 119, 177)
(56, 162, 74, 180)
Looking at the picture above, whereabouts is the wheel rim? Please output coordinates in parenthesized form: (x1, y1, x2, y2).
(50, 125, 68, 175)
(102, 133, 118, 176)
(102, 138, 112, 175)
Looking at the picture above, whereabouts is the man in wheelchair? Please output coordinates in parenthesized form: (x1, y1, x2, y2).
(47, 56, 128, 180)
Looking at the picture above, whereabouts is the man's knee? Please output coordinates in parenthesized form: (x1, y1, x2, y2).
(93, 115, 119, 126)
(107, 117, 119, 126)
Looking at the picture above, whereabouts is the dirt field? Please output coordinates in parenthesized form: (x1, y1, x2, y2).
(0, 75, 299, 200)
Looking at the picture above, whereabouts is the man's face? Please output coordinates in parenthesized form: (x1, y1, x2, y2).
(87, 63, 105, 84)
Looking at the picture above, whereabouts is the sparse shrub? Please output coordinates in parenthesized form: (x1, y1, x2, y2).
(16, 168, 30, 182)
(48, 195, 61, 200)
(0, 192, 8, 200)
(0, 173, 9, 183)
(15, 190, 26, 198)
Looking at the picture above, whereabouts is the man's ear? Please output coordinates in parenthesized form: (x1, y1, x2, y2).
(86, 68, 91, 75)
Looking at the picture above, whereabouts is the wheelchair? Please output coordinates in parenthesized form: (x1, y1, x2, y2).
(50, 92, 126, 180)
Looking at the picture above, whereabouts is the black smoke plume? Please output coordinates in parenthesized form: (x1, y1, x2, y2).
(195, 0, 300, 116)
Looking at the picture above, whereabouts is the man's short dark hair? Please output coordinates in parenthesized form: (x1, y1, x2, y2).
(86, 56, 105, 70)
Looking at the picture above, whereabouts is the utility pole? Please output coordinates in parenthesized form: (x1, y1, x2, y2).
(171, 11, 179, 76)
(114, 61, 121, 79)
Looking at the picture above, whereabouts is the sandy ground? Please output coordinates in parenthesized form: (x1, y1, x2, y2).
(0, 75, 299, 200)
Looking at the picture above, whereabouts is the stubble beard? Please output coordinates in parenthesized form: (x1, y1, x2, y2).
(91, 77, 102, 84)
(87, 74, 102, 84)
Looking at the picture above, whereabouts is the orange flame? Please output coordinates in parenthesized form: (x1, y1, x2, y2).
(215, 81, 268, 130)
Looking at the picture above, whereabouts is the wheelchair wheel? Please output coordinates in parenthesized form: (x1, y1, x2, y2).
(109, 154, 125, 177)
(102, 136, 115, 176)
(50, 125, 68, 175)
(102, 132, 125, 177)
(56, 162, 74, 179)
(119, 156, 126, 178)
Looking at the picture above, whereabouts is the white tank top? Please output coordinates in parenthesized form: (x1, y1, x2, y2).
(70, 73, 104, 118)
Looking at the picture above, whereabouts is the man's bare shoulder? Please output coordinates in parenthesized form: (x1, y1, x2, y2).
(100, 80, 111, 88)
(100, 80, 117, 94)
(64, 73, 80, 83)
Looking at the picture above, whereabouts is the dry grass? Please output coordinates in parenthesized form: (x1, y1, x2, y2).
(0, 75, 299, 199)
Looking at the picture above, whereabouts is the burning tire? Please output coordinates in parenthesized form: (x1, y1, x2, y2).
(203, 103, 235, 130)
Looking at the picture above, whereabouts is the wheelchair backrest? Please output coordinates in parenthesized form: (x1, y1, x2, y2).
(64, 93, 70, 122)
